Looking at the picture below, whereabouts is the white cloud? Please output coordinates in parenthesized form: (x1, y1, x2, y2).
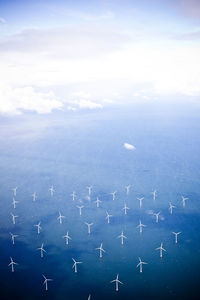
(0, 85, 63, 115)
(124, 143, 136, 150)
(78, 99, 103, 109)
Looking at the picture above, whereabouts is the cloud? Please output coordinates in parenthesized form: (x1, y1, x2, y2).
(0, 17, 6, 24)
(0, 85, 63, 115)
(78, 99, 103, 109)
(124, 143, 136, 150)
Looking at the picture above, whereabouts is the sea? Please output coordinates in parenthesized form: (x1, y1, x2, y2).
(0, 99, 200, 300)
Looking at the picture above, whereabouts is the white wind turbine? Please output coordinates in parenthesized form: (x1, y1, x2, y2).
(110, 191, 117, 201)
(110, 274, 123, 292)
(156, 242, 166, 258)
(72, 258, 82, 273)
(87, 186, 92, 196)
(8, 257, 18, 272)
(37, 243, 47, 258)
(34, 221, 42, 234)
(95, 243, 106, 258)
(137, 220, 146, 234)
(154, 212, 161, 223)
(122, 203, 130, 215)
(42, 275, 53, 291)
(12, 187, 17, 197)
(94, 197, 102, 208)
(11, 213, 18, 225)
(85, 222, 93, 234)
(32, 192, 37, 202)
(136, 257, 148, 273)
(172, 232, 181, 244)
(71, 191, 76, 201)
(125, 185, 131, 195)
(181, 196, 188, 208)
(117, 231, 127, 245)
(137, 197, 144, 209)
(169, 202, 176, 215)
(106, 211, 112, 224)
(63, 232, 72, 245)
(9, 232, 18, 245)
(57, 211, 65, 224)
(77, 205, 84, 216)
(151, 190, 157, 201)
(49, 186, 55, 197)
(12, 198, 19, 209)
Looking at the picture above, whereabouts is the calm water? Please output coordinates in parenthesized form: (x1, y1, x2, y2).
(0, 101, 200, 300)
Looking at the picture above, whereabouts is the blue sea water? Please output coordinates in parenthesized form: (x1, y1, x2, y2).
(0, 100, 200, 300)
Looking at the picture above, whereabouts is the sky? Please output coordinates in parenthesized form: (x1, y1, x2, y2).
(0, 0, 200, 115)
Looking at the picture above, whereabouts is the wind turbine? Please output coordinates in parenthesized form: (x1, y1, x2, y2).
(87, 186, 92, 196)
(37, 243, 46, 258)
(42, 275, 53, 291)
(32, 192, 37, 202)
(125, 185, 131, 195)
(12, 187, 17, 197)
(156, 242, 166, 258)
(77, 205, 84, 216)
(72, 258, 82, 273)
(137, 220, 146, 234)
(181, 196, 188, 208)
(172, 232, 181, 244)
(106, 211, 112, 224)
(94, 197, 102, 208)
(34, 221, 42, 234)
(12, 198, 19, 209)
(169, 202, 176, 215)
(9, 232, 18, 245)
(95, 243, 106, 258)
(85, 222, 93, 234)
(49, 186, 55, 197)
(63, 232, 72, 245)
(137, 197, 144, 209)
(110, 274, 123, 292)
(11, 213, 18, 225)
(57, 211, 65, 224)
(136, 257, 148, 273)
(117, 231, 127, 245)
(151, 190, 157, 201)
(110, 191, 117, 201)
(8, 257, 18, 272)
(71, 191, 76, 201)
(122, 203, 130, 215)
(154, 212, 161, 223)
(88, 295, 91, 300)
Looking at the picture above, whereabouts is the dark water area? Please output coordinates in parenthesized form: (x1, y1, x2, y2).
(0, 100, 200, 299)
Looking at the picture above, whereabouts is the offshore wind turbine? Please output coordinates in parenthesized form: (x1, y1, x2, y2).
(72, 258, 82, 273)
(110, 274, 123, 292)
(12, 198, 19, 209)
(110, 191, 117, 201)
(122, 203, 130, 215)
(71, 191, 76, 201)
(8, 257, 18, 272)
(34, 221, 42, 234)
(11, 213, 18, 225)
(125, 185, 131, 195)
(63, 232, 72, 245)
(172, 232, 181, 244)
(156, 242, 166, 258)
(137, 197, 144, 209)
(95, 243, 106, 258)
(57, 211, 65, 224)
(9, 232, 18, 245)
(117, 231, 127, 245)
(169, 202, 176, 215)
(137, 220, 146, 234)
(32, 192, 37, 202)
(136, 257, 148, 273)
(85, 222, 93, 234)
(37, 243, 46, 258)
(49, 186, 55, 197)
(42, 275, 53, 291)
(181, 196, 188, 208)
(151, 190, 157, 201)
(12, 187, 17, 197)
(87, 186, 92, 196)
(106, 211, 112, 224)
(94, 197, 102, 208)
(154, 212, 161, 223)
(77, 205, 84, 216)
